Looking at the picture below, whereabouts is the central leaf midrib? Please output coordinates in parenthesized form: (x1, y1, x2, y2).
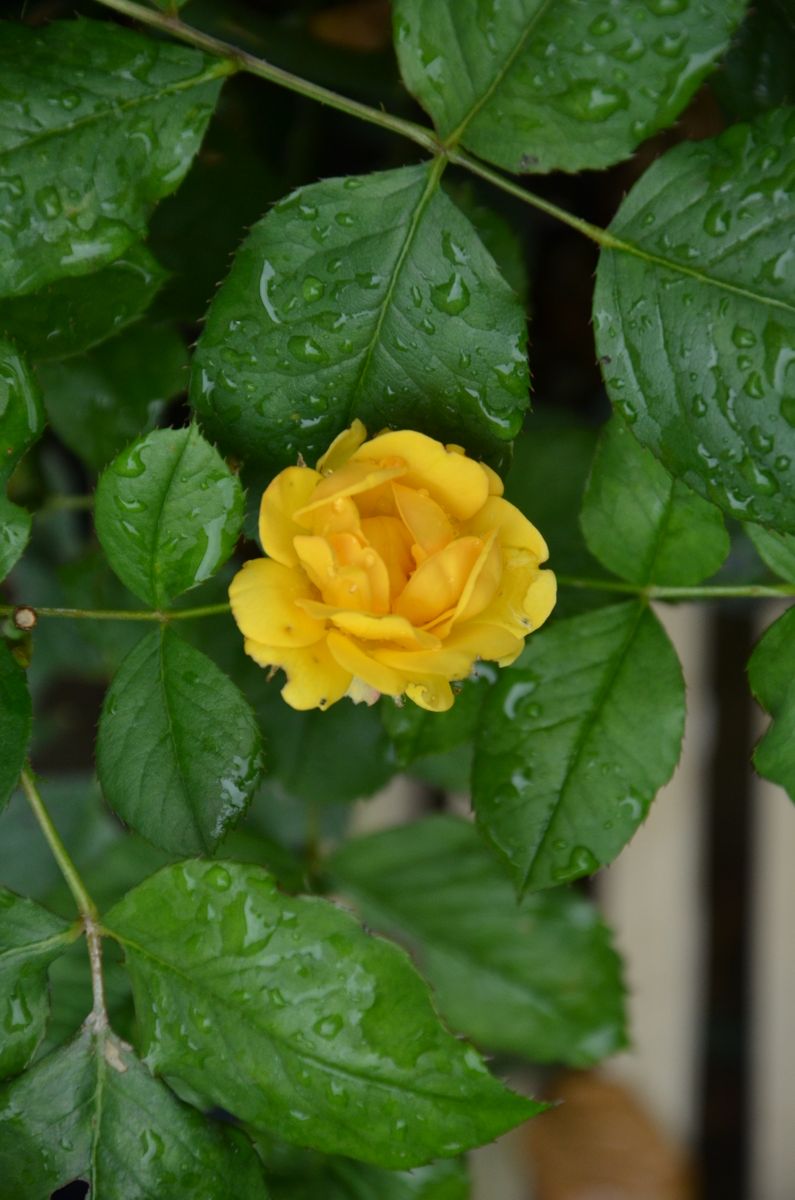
(156, 629, 210, 853)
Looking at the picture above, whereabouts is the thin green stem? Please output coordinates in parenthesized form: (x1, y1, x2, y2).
(1, 601, 232, 624)
(90, 0, 440, 155)
(557, 575, 795, 600)
(20, 766, 98, 921)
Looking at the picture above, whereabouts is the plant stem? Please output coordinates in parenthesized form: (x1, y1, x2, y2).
(90, 0, 440, 154)
(557, 575, 795, 600)
(37, 494, 95, 516)
(20, 767, 108, 1024)
(1, 601, 232, 623)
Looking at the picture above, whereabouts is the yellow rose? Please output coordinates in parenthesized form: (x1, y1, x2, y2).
(229, 421, 556, 712)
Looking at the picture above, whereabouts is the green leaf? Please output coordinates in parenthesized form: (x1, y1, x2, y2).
(95, 424, 243, 608)
(0, 889, 76, 1078)
(473, 601, 685, 892)
(330, 816, 627, 1067)
(580, 415, 729, 585)
(0, 343, 44, 581)
(104, 860, 542, 1167)
(191, 163, 529, 473)
(594, 107, 795, 532)
(446, 181, 529, 304)
(392, 0, 745, 174)
(748, 606, 795, 801)
(713, 0, 795, 120)
(745, 522, 795, 582)
(40, 323, 187, 471)
(97, 627, 263, 855)
(0, 641, 32, 815)
(0, 1026, 269, 1198)
(0, 245, 168, 362)
(0, 18, 227, 299)
(266, 1145, 469, 1200)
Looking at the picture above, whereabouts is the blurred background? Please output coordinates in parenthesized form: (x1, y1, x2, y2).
(4, 1, 795, 1197)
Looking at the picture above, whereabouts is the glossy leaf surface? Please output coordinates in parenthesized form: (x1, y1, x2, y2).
(581, 415, 729, 585)
(331, 816, 627, 1066)
(40, 323, 187, 471)
(0, 344, 44, 581)
(0, 19, 226, 298)
(105, 860, 542, 1167)
(473, 602, 685, 892)
(594, 108, 795, 531)
(0, 245, 168, 362)
(745, 522, 795, 582)
(191, 164, 529, 473)
(0, 1026, 269, 1198)
(0, 890, 75, 1078)
(97, 627, 263, 854)
(393, 0, 745, 173)
(748, 606, 795, 802)
(95, 424, 243, 608)
(0, 642, 32, 815)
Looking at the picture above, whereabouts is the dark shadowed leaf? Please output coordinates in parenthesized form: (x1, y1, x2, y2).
(748, 605, 795, 802)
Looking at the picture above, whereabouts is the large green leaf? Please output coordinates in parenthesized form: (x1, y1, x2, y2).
(745, 522, 795, 582)
(330, 816, 627, 1066)
(594, 107, 795, 532)
(0, 19, 228, 299)
(0, 642, 32, 815)
(0, 1026, 269, 1198)
(97, 627, 263, 855)
(0, 890, 76, 1079)
(580, 414, 729, 585)
(473, 602, 685, 892)
(190, 164, 529, 473)
(393, 0, 745, 174)
(748, 605, 795, 801)
(0, 245, 168, 362)
(40, 323, 187, 471)
(104, 860, 542, 1168)
(95, 424, 243, 609)
(0, 343, 44, 581)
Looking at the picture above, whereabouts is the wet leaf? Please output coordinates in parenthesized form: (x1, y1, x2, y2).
(0, 642, 32, 816)
(191, 164, 528, 473)
(0, 1026, 268, 1198)
(0, 245, 168, 362)
(745, 522, 795, 582)
(331, 816, 627, 1066)
(95, 424, 243, 609)
(581, 414, 729, 585)
(104, 860, 543, 1167)
(0, 343, 44, 581)
(748, 605, 795, 802)
(0, 18, 228, 298)
(393, 0, 745, 173)
(473, 602, 685, 892)
(0, 890, 76, 1079)
(40, 323, 187, 471)
(97, 627, 264, 855)
(594, 107, 795, 532)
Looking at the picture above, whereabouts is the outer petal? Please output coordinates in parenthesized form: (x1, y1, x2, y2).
(316, 418, 368, 474)
(352, 430, 488, 520)
(405, 677, 455, 713)
(259, 467, 321, 565)
(296, 462, 405, 517)
(244, 637, 351, 711)
(464, 496, 549, 560)
(295, 601, 440, 649)
(229, 558, 325, 648)
(480, 550, 557, 636)
(326, 631, 407, 697)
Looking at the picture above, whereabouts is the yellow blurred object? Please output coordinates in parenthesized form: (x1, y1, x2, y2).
(309, 0, 392, 53)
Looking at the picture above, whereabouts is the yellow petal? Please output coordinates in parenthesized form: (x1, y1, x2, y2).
(229, 558, 324, 648)
(405, 677, 455, 712)
(480, 462, 505, 497)
(258, 467, 322, 566)
(316, 418, 368, 474)
(464, 496, 549, 560)
(293, 535, 390, 614)
(523, 568, 557, 632)
(393, 536, 483, 626)
(449, 531, 502, 626)
(393, 483, 455, 558)
(444, 619, 524, 664)
(352, 430, 488, 519)
(295, 461, 405, 518)
(326, 630, 406, 696)
(361, 516, 414, 595)
(480, 551, 557, 637)
(304, 494, 361, 539)
(295, 599, 440, 649)
(243, 637, 351, 711)
(372, 640, 474, 679)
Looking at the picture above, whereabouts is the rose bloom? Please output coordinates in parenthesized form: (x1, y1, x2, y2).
(229, 421, 555, 712)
